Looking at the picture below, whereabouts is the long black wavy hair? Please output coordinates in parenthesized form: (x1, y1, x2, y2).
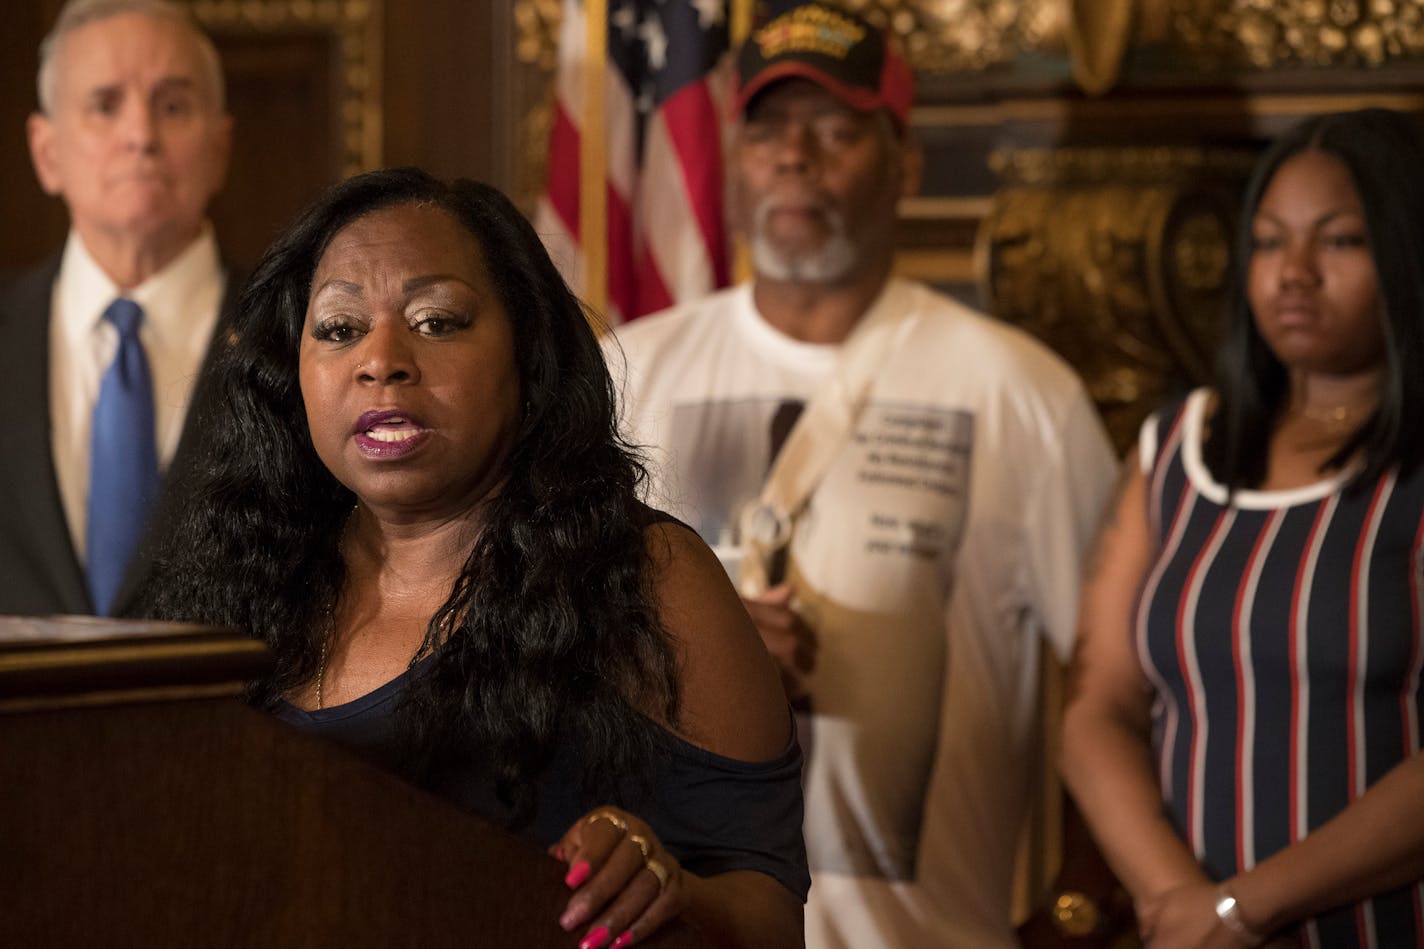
(1204, 107, 1424, 491)
(138, 168, 680, 823)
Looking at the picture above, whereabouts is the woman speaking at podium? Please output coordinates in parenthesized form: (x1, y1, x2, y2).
(137, 168, 807, 949)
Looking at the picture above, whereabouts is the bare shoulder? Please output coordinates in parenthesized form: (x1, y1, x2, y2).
(643, 520, 791, 762)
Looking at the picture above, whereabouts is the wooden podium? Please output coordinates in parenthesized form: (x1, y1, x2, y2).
(0, 618, 707, 948)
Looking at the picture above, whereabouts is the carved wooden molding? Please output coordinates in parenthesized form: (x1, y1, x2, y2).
(1170, 0, 1424, 68)
(853, 0, 1068, 73)
(991, 145, 1258, 188)
(189, 0, 383, 176)
(515, 0, 562, 70)
(516, 1, 1424, 79)
(981, 146, 1254, 448)
(513, 0, 1071, 75)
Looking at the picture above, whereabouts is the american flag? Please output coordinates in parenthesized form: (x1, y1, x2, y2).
(537, 0, 734, 324)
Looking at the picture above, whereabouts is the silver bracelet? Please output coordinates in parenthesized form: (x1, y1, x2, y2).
(1214, 885, 1265, 946)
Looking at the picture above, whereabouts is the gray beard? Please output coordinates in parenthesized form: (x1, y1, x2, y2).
(750, 199, 859, 283)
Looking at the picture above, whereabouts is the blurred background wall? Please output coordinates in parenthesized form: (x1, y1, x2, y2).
(0, 1, 526, 280)
(4, 0, 1424, 447)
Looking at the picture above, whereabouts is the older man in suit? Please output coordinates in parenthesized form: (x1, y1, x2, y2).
(0, 0, 234, 616)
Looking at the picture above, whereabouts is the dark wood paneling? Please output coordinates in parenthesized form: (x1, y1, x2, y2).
(207, 29, 341, 274)
(382, 0, 502, 184)
(0, 2, 66, 273)
(5, 697, 710, 947)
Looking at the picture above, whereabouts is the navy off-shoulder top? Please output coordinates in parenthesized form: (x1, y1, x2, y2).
(275, 660, 810, 901)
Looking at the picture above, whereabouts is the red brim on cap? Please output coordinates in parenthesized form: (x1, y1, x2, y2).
(731, 61, 908, 131)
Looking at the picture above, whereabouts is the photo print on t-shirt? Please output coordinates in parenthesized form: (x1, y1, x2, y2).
(667, 395, 975, 880)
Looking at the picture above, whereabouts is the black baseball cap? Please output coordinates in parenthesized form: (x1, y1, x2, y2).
(732, 3, 914, 131)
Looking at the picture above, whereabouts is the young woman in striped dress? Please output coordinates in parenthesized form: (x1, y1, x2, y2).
(1061, 108, 1424, 948)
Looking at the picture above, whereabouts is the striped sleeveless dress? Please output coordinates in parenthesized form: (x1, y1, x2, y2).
(1137, 389, 1424, 948)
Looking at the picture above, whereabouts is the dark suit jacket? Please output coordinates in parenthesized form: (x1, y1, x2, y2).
(0, 253, 238, 617)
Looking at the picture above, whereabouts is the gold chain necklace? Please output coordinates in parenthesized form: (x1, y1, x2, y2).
(317, 505, 358, 711)
(315, 608, 332, 710)
(1296, 404, 1354, 428)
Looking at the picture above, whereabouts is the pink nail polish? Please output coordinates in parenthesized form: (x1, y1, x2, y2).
(610, 930, 634, 949)
(550, 844, 566, 861)
(559, 905, 586, 931)
(579, 926, 611, 949)
(564, 860, 591, 888)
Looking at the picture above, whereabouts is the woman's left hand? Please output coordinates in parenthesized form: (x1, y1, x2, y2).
(550, 806, 687, 949)
(1137, 881, 1252, 949)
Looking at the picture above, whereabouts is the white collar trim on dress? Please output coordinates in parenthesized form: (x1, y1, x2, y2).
(1181, 387, 1359, 509)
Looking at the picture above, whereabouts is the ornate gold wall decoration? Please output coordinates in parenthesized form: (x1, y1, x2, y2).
(981, 147, 1253, 449)
(515, 0, 563, 70)
(843, 0, 1068, 72)
(865, 0, 1424, 73)
(1067, 0, 1136, 94)
(519, 98, 557, 218)
(1170, 0, 1424, 68)
(516, 0, 1424, 111)
(513, 0, 562, 210)
(189, 0, 383, 176)
(513, 1, 1070, 82)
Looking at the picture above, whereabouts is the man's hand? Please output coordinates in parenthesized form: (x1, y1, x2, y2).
(742, 583, 817, 701)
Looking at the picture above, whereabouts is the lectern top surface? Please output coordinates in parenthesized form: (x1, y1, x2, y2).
(0, 616, 268, 708)
(0, 615, 229, 647)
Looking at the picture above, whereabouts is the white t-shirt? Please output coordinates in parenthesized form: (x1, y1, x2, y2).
(610, 279, 1117, 948)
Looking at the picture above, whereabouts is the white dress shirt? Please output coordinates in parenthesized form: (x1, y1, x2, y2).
(49, 227, 225, 561)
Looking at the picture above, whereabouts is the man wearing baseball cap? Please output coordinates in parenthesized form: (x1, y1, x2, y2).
(611, 4, 1117, 945)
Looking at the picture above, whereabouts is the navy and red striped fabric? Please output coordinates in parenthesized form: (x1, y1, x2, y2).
(1138, 395, 1424, 947)
(537, 0, 733, 324)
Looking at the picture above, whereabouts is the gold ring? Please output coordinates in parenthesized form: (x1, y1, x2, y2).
(643, 856, 669, 891)
(585, 810, 629, 834)
(628, 833, 651, 860)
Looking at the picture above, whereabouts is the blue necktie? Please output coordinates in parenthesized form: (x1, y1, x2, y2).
(86, 298, 159, 616)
